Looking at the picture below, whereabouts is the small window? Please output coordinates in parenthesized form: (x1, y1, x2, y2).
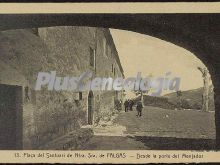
(112, 64, 114, 73)
(90, 47, 96, 68)
(79, 92, 83, 100)
(93, 30, 96, 39)
(114, 68, 116, 76)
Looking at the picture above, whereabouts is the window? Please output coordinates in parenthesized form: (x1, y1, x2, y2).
(93, 30, 96, 39)
(24, 86, 30, 101)
(114, 68, 116, 77)
(90, 47, 96, 68)
(79, 92, 83, 100)
(112, 64, 114, 73)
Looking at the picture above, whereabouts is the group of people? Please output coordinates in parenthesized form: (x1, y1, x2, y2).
(124, 99, 143, 117)
(124, 99, 134, 112)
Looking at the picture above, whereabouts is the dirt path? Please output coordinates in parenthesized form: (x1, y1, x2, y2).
(80, 106, 216, 150)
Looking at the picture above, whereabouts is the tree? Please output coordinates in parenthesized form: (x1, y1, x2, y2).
(134, 77, 151, 106)
(133, 74, 154, 106)
(134, 90, 146, 105)
(197, 67, 209, 112)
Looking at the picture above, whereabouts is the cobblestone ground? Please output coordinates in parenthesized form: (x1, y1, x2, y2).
(80, 106, 216, 150)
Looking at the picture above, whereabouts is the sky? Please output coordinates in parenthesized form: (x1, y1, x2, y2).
(110, 28, 210, 98)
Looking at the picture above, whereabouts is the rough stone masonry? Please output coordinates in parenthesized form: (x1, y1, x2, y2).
(0, 26, 124, 149)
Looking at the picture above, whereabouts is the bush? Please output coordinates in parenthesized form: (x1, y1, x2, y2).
(193, 102, 202, 110)
(180, 99, 192, 109)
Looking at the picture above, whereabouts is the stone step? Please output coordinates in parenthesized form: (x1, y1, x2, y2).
(38, 128, 94, 150)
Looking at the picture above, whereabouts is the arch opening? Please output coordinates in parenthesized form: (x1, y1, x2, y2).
(109, 28, 215, 150)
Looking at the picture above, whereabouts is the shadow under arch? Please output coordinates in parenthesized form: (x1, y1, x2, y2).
(1, 13, 220, 149)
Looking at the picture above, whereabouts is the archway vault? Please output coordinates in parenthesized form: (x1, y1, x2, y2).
(1, 13, 220, 149)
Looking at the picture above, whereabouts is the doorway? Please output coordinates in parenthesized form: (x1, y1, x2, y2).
(88, 91, 94, 125)
(0, 84, 23, 149)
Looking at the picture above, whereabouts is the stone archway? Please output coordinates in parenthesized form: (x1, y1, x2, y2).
(1, 13, 220, 148)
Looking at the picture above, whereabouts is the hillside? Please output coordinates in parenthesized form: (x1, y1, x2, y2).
(132, 86, 215, 111)
(164, 86, 215, 111)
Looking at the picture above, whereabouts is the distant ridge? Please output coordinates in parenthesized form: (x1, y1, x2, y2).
(164, 86, 215, 111)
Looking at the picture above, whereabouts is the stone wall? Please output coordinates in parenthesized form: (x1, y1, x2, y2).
(0, 26, 124, 149)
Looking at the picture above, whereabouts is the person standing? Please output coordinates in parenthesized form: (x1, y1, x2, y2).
(136, 100, 143, 117)
(124, 100, 129, 112)
(129, 100, 134, 111)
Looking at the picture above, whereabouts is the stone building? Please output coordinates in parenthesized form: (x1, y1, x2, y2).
(0, 26, 124, 149)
